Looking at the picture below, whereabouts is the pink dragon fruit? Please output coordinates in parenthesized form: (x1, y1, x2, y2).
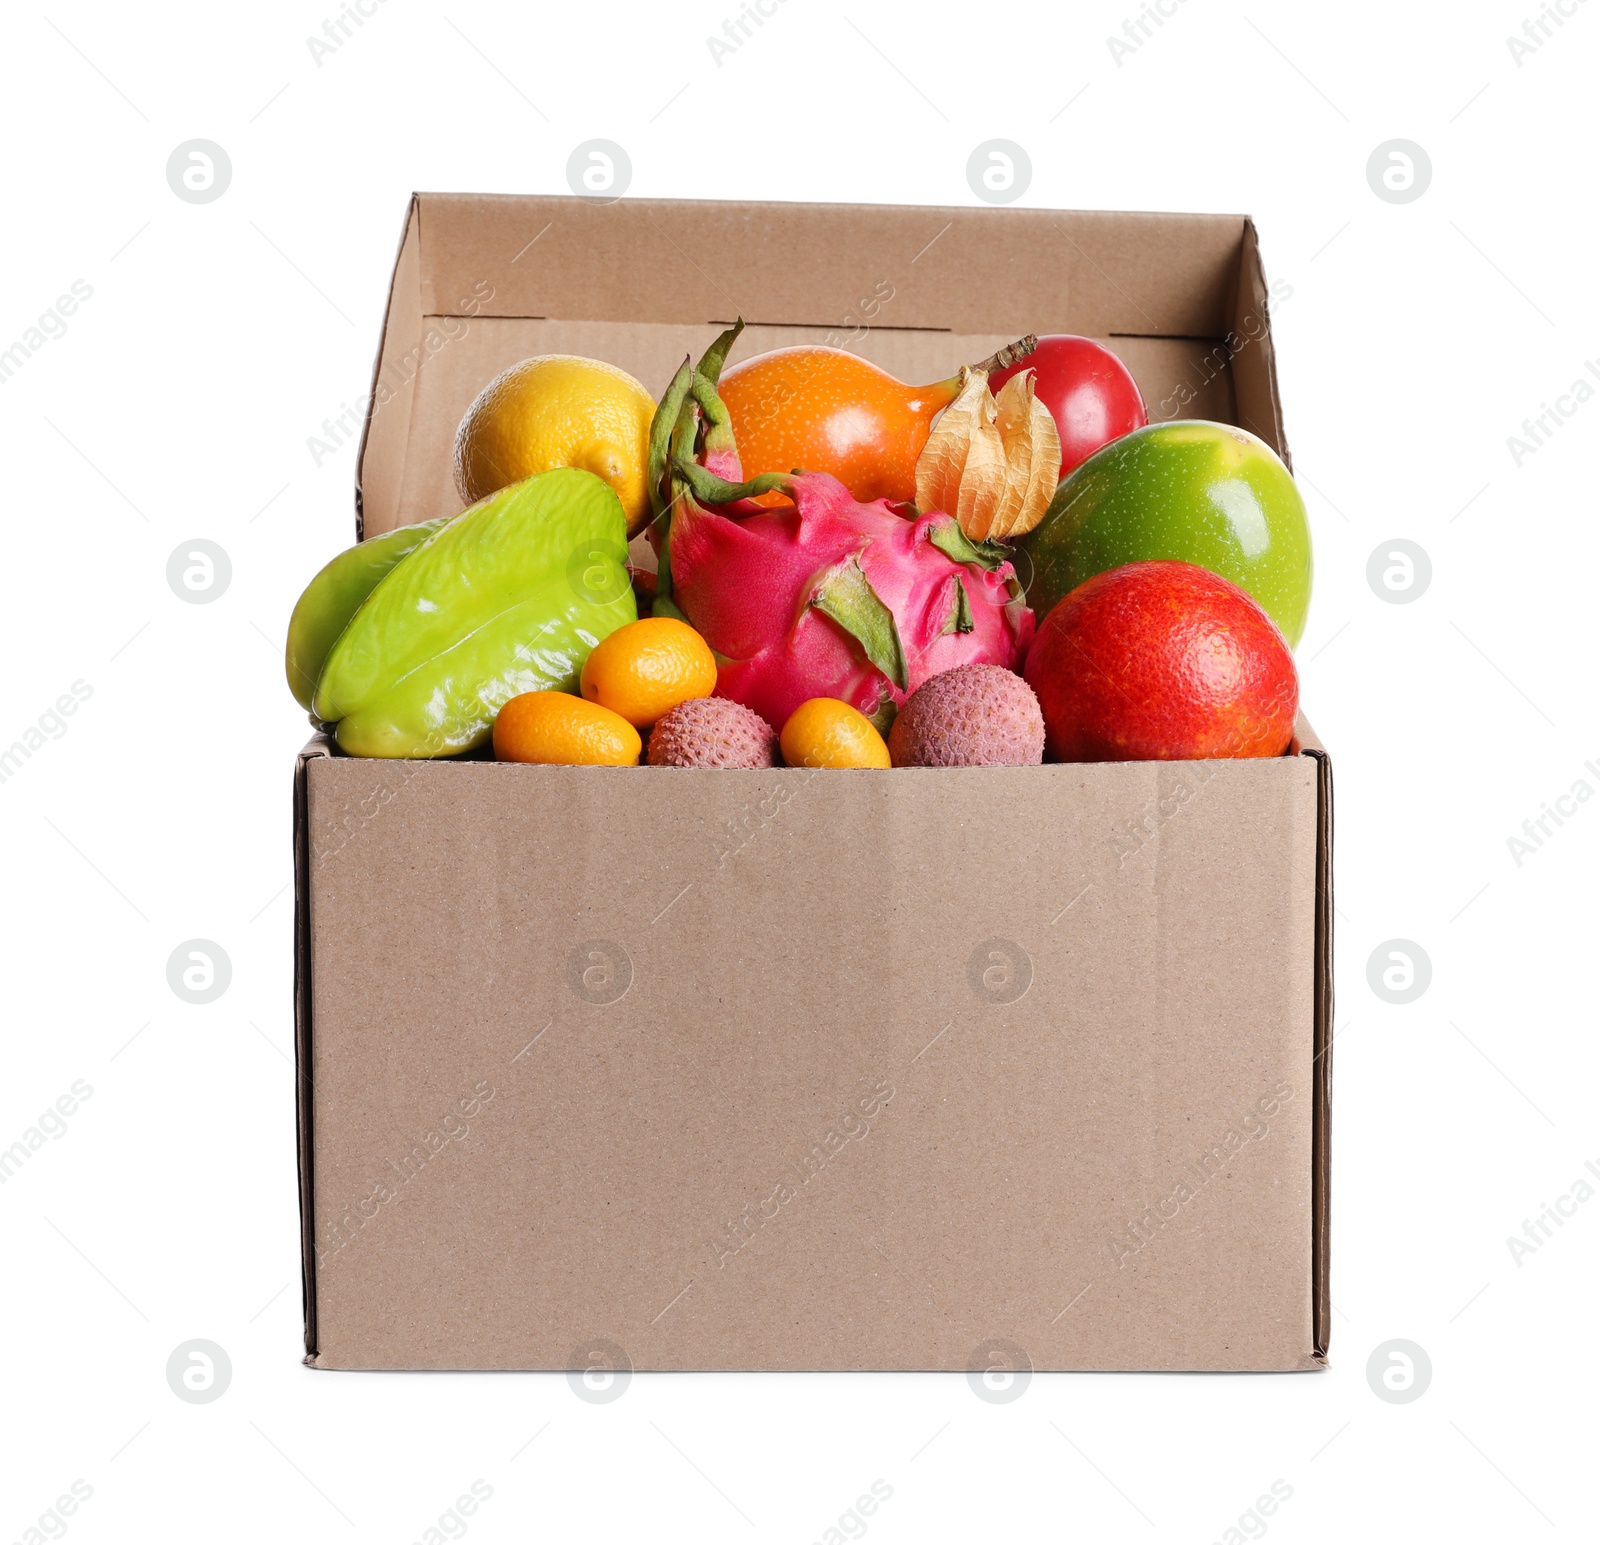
(646, 324, 1035, 732)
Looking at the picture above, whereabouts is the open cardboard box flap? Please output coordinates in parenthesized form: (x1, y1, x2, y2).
(295, 195, 1331, 1372)
(356, 195, 1288, 540)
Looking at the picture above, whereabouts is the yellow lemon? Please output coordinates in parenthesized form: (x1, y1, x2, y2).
(453, 355, 657, 535)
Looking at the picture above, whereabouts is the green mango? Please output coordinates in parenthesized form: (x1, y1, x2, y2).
(312, 468, 636, 757)
(1018, 421, 1313, 647)
(285, 516, 451, 709)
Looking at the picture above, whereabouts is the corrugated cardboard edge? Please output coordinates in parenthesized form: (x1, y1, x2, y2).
(1231, 219, 1290, 468)
(295, 733, 335, 1365)
(1295, 716, 1333, 1367)
(353, 196, 423, 543)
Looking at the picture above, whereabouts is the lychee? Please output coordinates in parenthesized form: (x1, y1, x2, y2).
(647, 697, 778, 769)
(888, 664, 1044, 767)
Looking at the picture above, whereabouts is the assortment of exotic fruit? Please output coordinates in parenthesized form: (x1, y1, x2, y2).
(286, 320, 1313, 767)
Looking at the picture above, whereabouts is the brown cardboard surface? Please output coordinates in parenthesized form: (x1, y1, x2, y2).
(357, 197, 1267, 539)
(303, 752, 1319, 1371)
(413, 195, 1244, 335)
(1229, 220, 1289, 463)
(304, 194, 1330, 1372)
(355, 200, 423, 543)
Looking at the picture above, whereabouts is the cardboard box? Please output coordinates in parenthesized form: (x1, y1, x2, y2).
(295, 194, 1333, 1372)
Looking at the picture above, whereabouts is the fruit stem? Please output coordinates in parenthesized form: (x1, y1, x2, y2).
(973, 333, 1038, 375)
(926, 334, 1037, 404)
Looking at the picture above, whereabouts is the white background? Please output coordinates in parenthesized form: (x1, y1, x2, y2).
(2, 1, 1595, 1540)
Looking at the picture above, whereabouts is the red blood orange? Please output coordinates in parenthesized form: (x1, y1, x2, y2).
(1023, 560, 1298, 762)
